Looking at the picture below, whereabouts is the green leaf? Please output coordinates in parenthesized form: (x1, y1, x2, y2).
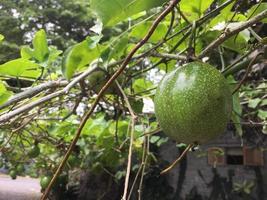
(133, 78, 153, 94)
(47, 46, 62, 65)
(157, 137, 168, 146)
(0, 81, 12, 105)
(21, 46, 35, 60)
(32, 29, 49, 62)
(130, 98, 144, 114)
(258, 110, 267, 120)
(203, 28, 249, 53)
(260, 99, 267, 107)
(247, 3, 267, 23)
(208, 1, 235, 27)
(263, 125, 267, 134)
(101, 35, 129, 62)
(130, 22, 168, 43)
(180, 0, 214, 21)
(82, 115, 108, 137)
(150, 136, 160, 144)
(227, 76, 242, 136)
(62, 36, 102, 80)
(90, 0, 168, 26)
(0, 58, 40, 78)
(108, 120, 129, 137)
(0, 34, 4, 43)
(248, 98, 261, 108)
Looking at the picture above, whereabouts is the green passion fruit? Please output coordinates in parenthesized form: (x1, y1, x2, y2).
(9, 169, 17, 180)
(16, 164, 25, 174)
(154, 62, 232, 145)
(87, 68, 120, 94)
(40, 176, 52, 190)
(28, 145, 40, 158)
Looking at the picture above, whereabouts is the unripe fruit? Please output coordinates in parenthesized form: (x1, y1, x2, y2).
(40, 176, 51, 190)
(154, 62, 232, 145)
(87, 68, 120, 94)
(28, 145, 40, 158)
(16, 164, 25, 174)
(9, 170, 17, 180)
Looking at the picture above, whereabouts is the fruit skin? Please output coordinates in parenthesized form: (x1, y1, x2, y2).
(154, 62, 232, 144)
(87, 68, 120, 94)
(16, 164, 25, 174)
(28, 145, 40, 158)
(40, 176, 52, 190)
(9, 170, 17, 180)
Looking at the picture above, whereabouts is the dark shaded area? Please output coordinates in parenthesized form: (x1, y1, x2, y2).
(174, 147, 188, 199)
(77, 170, 123, 200)
(226, 155, 243, 165)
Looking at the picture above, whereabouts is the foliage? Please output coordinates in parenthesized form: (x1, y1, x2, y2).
(0, 0, 266, 198)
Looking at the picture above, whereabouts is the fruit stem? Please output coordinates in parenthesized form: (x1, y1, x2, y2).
(160, 144, 193, 175)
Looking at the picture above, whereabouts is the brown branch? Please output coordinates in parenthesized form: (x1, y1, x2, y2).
(160, 144, 193, 175)
(0, 80, 68, 110)
(151, 52, 187, 61)
(232, 52, 262, 94)
(138, 135, 150, 200)
(0, 65, 98, 124)
(198, 9, 267, 59)
(127, 134, 149, 200)
(163, 9, 176, 40)
(139, 128, 161, 138)
(116, 81, 137, 200)
(40, 1, 180, 199)
(0, 90, 63, 124)
(0, 114, 36, 153)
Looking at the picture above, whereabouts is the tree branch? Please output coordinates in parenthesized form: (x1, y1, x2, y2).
(0, 80, 68, 110)
(232, 52, 262, 94)
(0, 65, 98, 124)
(151, 52, 187, 61)
(40, 0, 181, 199)
(198, 9, 267, 59)
(160, 144, 193, 175)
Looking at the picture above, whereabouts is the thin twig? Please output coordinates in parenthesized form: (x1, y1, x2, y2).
(139, 128, 161, 138)
(222, 48, 254, 74)
(163, 9, 176, 40)
(116, 80, 137, 200)
(232, 52, 262, 94)
(0, 114, 36, 153)
(0, 65, 98, 124)
(160, 144, 193, 175)
(127, 133, 148, 200)
(138, 135, 149, 200)
(40, 1, 180, 199)
(62, 95, 83, 121)
(218, 46, 225, 70)
(150, 52, 187, 61)
(198, 9, 267, 58)
(122, 112, 135, 200)
(0, 80, 68, 110)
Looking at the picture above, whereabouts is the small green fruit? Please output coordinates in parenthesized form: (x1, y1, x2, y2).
(154, 62, 232, 144)
(28, 145, 40, 158)
(9, 170, 17, 180)
(16, 164, 25, 174)
(40, 176, 51, 190)
(87, 68, 121, 94)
